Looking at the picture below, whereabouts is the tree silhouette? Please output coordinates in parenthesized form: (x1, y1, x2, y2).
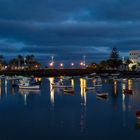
(110, 47, 119, 60)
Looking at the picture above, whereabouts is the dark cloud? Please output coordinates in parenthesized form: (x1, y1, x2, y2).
(0, 0, 140, 65)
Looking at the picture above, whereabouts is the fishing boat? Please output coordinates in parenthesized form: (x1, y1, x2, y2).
(14, 77, 40, 89)
(136, 111, 140, 119)
(19, 83, 40, 89)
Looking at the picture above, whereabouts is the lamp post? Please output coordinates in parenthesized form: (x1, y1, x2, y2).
(83, 55, 86, 68)
(49, 56, 54, 68)
(80, 56, 86, 68)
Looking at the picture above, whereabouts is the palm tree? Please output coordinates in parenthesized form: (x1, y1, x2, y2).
(26, 55, 34, 65)
(25, 55, 41, 69)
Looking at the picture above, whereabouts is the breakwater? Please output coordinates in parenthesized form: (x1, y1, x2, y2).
(0, 69, 139, 77)
(0, 69, 94, 77)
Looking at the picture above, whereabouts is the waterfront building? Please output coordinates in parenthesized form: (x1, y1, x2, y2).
(129, 50, 140, 70)
(129, 50, 140, 64)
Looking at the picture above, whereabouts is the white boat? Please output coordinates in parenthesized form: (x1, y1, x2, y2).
(17, 77, 40, 89)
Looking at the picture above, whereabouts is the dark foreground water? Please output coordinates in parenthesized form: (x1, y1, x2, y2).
(0, 77, 140, 140)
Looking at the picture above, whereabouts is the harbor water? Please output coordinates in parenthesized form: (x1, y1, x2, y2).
(0, 77, 140, 140)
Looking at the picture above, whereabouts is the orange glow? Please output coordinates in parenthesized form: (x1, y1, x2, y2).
(128, 79, 132, 90)
(35, 77, 41, 82)
(114, 80, 117, 96)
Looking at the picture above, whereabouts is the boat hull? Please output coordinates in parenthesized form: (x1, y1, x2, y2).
(19, 85, 40, 89)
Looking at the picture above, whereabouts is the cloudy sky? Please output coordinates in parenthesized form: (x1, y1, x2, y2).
(0, 0, 140, 66)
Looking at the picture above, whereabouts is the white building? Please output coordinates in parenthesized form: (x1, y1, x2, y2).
(129, 50, 140, 64)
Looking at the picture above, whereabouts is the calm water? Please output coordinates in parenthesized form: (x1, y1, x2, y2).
(0, 77, 140, 140)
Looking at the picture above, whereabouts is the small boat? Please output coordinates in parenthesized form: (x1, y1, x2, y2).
(136, 111, 140, 119)
(96, 93, 108, 98)
(123, 89, 133, 94)
(17, 77, 40, 89)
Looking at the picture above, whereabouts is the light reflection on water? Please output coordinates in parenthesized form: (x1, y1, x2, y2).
(0, 77, 140, 139)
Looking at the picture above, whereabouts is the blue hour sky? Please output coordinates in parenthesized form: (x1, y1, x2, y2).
(0, 0, 140, 66)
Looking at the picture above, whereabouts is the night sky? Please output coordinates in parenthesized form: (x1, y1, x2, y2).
(0, 0, 140, 66)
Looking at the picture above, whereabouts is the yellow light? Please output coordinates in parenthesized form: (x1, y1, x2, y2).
(80, 62, 83, 66)
(71, 79, 74, 87)
(49, 62, 53, 67)
(80, 78, 86, 106)
(60, 63, 63, 67)
(128, 79, 132, 90)
(49, 78, 54, 105)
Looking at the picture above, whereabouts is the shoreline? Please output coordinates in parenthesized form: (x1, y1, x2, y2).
(0, 69, 140, 78)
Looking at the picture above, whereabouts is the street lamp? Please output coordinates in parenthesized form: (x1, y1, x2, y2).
(49, 56, 54, 68)
(83, 55, 86, 68)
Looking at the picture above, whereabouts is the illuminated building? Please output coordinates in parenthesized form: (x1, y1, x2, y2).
(129, 50, 140, 64)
